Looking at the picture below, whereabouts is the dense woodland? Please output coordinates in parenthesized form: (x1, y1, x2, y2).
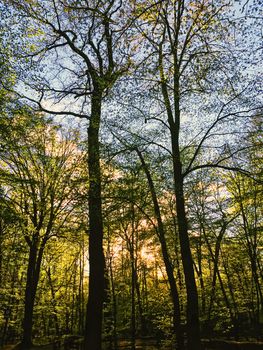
(0, 0, 262, 350)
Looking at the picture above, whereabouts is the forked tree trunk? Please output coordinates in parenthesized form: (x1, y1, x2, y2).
(159, 50, 201, 349)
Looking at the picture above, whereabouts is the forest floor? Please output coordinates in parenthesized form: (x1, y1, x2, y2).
(1, 346, 53, 350)
(2, 338, 263, 350)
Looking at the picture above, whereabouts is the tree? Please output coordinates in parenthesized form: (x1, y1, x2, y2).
(0, 115, 85, 348)
(4, 0, 133, 348)
(132, 1, 262, 348)
(227, 118, 263, 336)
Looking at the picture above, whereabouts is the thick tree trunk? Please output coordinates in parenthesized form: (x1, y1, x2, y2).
(84, 91, 106, 350)
(21, 242, 44, 349)
(172, 172, 201, 350)
(169, 104, 201, 349)
(158, 53, 201, 348)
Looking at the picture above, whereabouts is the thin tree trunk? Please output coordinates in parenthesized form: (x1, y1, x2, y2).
(137, 149, 184, 350)
(46, 268, 60, 336)
(205, 223, 227, 321)
(203, 225, 237, 336)
(78, 241, 85, 334)
(239, 193, 263, 314)
(135, 275, 146, 336)
(0, 219, 3, 287)
(196, 231, 206, 316)
(109, 256, 118, 350)
(131, 202, 136, 350)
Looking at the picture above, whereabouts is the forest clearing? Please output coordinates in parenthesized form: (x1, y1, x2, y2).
(0, 0, 262, 349)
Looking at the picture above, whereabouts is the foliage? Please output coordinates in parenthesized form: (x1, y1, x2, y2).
(0, 0, 262, 349)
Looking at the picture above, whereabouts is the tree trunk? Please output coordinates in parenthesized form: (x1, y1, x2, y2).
(109, 255, 118, 350)
(0, 218, 3, 287)
(173, 173, 201, 350)
(137, 149, 184, 349)
(203, 225, 238, 336)
(131, 202, 136, 350)
(84, 91, 106, 350)
(201, 222, 227, 322)
(135, 274, 146, 336)
(158, 50, 201, 348)
(78, 241, 85, 334)
(46, 268, 60, 336)
(21, 241, 44, 349)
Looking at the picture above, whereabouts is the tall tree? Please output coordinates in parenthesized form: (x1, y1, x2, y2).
(130, 0, 262, 348)
(4, 1, 132, 348)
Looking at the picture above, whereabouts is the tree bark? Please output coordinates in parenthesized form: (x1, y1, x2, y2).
(21, 241, 44, 349)
(172, 169, 201, 350)
(84, 90, 106, 350)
